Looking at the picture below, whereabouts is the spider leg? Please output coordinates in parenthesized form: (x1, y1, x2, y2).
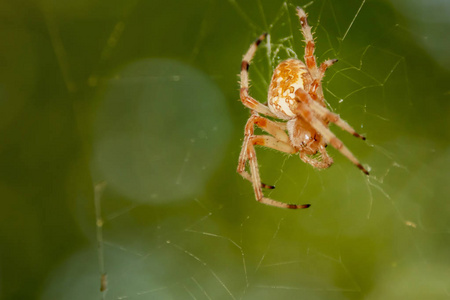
(297, 8, 338, 104)
(309, 59, 338, 102)
(245, 113, 289, 143)
(238, 113, 290, 189)
(300, 144, 333, 169)
(296, 7, 319, 79)
(319, 59, 339, 75)
(245, 136, 309, 209)
(295, 89, 366, 140)
(294, 91, 369, 175)
(251, 135, 297, 153)
(318, 144, 334, 165)
(240, 33, 277, 118)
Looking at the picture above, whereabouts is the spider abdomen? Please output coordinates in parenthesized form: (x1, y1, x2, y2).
(268, 59, 312, 120)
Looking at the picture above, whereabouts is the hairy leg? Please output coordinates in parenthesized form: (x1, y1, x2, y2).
(309, 59, 338, 103)
(300, 144, 333, 169)
(240, 33, 277, 117)
(244, 136, 310, 209)
(296, 7, 319, 79)
(293, 92, 369, 175)
(295, 89, 366, 140)
(238, 113, 290, 188)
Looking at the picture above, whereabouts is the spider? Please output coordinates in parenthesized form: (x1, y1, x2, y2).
(237, 7, 369, 209)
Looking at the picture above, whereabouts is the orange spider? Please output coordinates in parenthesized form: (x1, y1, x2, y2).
(237, 7, 369, 209)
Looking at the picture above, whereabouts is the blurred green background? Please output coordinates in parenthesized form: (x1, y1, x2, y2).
(1, 0, 449, 299)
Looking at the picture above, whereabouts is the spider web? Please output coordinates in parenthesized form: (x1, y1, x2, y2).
(41, 0, 450, 299)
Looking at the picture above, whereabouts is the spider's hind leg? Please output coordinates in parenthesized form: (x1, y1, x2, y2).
(296, 7, 319, 78)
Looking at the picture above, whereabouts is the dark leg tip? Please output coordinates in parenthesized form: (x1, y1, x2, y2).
(261, 182, 275, 189)
(256, 33, 268, 46)
(357, 164, 369, 175)
(353, 132, 366, 140)
(288, 203, 310, 209)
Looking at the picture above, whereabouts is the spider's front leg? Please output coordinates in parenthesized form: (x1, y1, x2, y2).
(295, 88, 366, 140)
(240, 136, 310, 209)
(237, 114, 310, 209)
(294, 89, 369, 175)
(300, 145, 333, 169)
(237, 113, 290, 189)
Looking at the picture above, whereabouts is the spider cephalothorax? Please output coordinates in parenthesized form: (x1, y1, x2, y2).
(237, 7, 369, 209)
